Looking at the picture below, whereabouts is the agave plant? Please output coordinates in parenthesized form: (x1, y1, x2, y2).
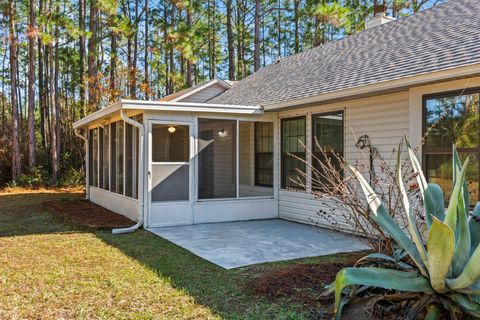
(327, 139, 480, 319)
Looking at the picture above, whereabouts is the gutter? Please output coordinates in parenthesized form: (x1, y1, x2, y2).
(74, 128, 89, 200)
(112, 110, 145, 234)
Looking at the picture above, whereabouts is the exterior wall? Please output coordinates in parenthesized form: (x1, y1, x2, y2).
(90, 186, 139, 221)
(277, 92, 410, 232)
(179, 83, 227, 103)
(276, 75, 480, 232)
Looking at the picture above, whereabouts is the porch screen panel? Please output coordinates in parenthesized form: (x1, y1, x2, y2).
(115, 121, 124, 195)
(125, 123, 133, 197)
(239, 121, 273, 197)
(424, 90, 479, 203)
(133, 114, 143, 199)
(312, 111, 344, 191)
(102, 125, 110, 190)
(151, 124, 189, 202)
(110, 122, 117, 193)
(92, 128, 99, 187)
(198, 119, 237, 199)
(281, 117, 306, 189)
(88, 129, 94, 186)
(99, 127, 104, 189)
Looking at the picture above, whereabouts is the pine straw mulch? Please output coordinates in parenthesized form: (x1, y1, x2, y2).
(244, 255, 363, 318)
(42, 199, 134, 229)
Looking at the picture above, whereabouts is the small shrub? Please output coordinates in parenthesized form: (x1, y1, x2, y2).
(14, 166, 51, 188)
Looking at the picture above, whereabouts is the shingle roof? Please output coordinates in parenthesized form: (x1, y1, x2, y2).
(210, 0, 480, 106)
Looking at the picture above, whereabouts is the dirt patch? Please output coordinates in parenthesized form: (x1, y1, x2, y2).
(42, 199, 134, 229)
(245, 256, 360, 316)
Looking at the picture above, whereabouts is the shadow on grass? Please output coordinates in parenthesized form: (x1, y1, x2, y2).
(95, 229, 308, 320)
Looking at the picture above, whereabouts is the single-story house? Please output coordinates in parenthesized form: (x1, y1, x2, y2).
(73, 0, 480, 234)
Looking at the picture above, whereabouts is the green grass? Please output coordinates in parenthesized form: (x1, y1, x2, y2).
(0, 189, 352, 319)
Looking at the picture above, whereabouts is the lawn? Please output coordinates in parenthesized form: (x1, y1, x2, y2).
(0, 188, 359, 319)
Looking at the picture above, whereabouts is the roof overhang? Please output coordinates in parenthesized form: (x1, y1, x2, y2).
(73, 100, 263, 129)
(263, 63, 480, 111)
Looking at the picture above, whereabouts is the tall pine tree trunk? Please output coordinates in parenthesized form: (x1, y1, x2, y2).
(87, 0, 98, 109)
(226, 0, 235, 80)
(186, 0, 193, 86)
(253, 0, 261, 71)
(144, 0, 150, 98)
(8, 0, 21, 180)
(79, 0, 85, 116)
(27, 0, 36, 168)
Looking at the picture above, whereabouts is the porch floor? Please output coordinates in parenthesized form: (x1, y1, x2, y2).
(147, 219, 370, 269)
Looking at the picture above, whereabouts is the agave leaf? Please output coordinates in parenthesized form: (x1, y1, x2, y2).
(427, 217, 455, 293)
(427, 183, 446, 221)
(447, 243, 480, 290)
(396, 143, 429, 269)
(469, 203, 480, 255)
(448, 293, 480, 318)
(332, 267, 433, 319)
(453, 145, 470, 211)
(452, 166, 471, 278)
(405, 137, 442, 227)
(355, 252, 414, 270)
(347, 163, 428, 276)
(444, 157, 469, 232)
(424, 304, 442, 320)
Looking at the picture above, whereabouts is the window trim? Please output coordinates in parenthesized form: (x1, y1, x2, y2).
(422, 87, 480, 202)
(311, 110, 345, 191)
(281, 115, 307, 189)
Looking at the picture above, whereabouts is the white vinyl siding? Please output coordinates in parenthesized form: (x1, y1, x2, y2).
(180, 83, 227, 103)
(277, 92, 409, 233)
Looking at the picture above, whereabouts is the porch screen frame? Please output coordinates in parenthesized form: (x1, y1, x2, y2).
(422, 87, 480, 205)
(196, 117, 275, 202)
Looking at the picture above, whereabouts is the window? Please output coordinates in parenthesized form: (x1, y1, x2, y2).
(423, 89, 479, 203)
(312, 111, 344, 190)
(254, 122, 273, 187)
(281, 116, 306, 188)
(198, 119, 237, 199)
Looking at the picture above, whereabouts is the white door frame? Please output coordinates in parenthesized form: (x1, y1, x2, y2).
(147, 120, 194, 227)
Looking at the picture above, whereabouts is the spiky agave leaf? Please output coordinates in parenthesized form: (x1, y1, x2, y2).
(448, 293, 480, 318)
(453, 145, 470, 211)
(355, 252, 414, 270)
(447, 243, 480, 290)
(444, 157, 469, 232)
(405, 137, 445, 227)
(469, 203, 480, 255)
(347, 163, 428, 276)
(427, 217, 455, 293)
(396, 142, 429, 271)
(332, 267, 433, 320)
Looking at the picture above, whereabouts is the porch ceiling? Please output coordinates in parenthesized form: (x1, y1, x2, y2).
(147, 219, 370, 269)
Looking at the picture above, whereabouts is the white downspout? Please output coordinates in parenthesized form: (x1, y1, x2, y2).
(74, 128, 90, 200)
(112, 110, 145, 234)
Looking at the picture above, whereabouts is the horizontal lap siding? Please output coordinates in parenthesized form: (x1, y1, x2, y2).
(278, 92, 409, 232)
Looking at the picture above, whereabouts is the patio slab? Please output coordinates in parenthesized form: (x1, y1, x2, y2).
(148, 219, 370, 269)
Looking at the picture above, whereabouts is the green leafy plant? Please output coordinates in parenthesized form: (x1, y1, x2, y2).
(327, 139, 480, 319)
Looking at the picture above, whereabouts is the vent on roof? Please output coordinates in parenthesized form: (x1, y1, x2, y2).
(365, 4, 396, 30)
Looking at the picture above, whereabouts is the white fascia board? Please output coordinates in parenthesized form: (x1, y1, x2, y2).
(73, 102, 122, 129)
(171, 78, 232, 102)
(263, 63, 480, 110)
(120, 99, 263, 114)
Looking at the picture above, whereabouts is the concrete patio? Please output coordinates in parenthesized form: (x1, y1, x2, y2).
(148, 219, 370, 269)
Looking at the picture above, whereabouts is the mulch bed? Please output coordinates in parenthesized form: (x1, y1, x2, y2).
(42, 199, 135, 229)
(245, 256, 361, 317)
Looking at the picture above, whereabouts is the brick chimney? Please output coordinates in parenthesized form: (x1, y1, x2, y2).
(365, 4, 396, 29)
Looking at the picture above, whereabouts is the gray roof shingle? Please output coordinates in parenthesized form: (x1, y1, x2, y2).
(210, 0, 480, 106)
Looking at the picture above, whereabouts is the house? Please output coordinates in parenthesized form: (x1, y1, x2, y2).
(73, 0, 480, 234)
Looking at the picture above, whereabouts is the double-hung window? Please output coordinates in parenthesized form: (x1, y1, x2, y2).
(423, 89, 480, 203)
(311, 111, 344, 190)
(281, 116, 306, 188)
